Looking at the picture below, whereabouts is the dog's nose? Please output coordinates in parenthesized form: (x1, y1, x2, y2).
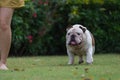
(71, 35, 75, 38)
(71, 35, 75, 41)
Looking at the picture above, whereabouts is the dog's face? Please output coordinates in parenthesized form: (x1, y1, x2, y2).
(66, 24, 86, 46)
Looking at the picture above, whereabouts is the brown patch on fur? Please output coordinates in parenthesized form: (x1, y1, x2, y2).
(90, 33, 95, 46)
(79, 26, 86, 33)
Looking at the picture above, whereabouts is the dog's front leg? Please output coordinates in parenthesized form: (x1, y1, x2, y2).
(67, 50, 74, 65)
(86, 47, 93, 64)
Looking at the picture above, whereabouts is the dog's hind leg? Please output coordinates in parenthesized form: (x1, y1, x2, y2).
(78, 55, 84, 64)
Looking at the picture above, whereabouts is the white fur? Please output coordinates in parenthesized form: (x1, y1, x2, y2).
(66, 24, 95, 64)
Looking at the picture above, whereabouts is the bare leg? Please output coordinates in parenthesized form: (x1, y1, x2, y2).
(0, 8, 14, 70)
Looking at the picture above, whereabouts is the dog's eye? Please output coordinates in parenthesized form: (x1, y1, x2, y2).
(67, 33, 70, 35)
(77, 33, 80, 35)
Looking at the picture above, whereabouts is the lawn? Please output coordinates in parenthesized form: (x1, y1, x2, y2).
(0, 54, 120, 80)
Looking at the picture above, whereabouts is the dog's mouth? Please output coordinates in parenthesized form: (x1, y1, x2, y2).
(68, 35, 82, 46)
(68, 41, 81, 46)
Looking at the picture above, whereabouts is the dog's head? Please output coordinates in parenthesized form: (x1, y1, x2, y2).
(66, 24, 87, 46)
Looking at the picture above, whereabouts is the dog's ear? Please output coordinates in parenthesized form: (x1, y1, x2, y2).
(79, 25, 87, 33)
(66, 25, 72, 31)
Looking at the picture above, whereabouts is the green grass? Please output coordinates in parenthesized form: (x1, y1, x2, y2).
(0, 54, 120, 80)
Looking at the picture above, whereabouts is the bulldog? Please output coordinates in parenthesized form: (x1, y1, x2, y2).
(66, 24, 95, 65)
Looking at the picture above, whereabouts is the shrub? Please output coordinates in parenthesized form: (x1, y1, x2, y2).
(11, 0, 53, 56)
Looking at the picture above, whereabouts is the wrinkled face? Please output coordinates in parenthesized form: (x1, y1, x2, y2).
(66, 25, 85, 46)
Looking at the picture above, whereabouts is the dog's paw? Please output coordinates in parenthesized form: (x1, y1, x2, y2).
(86, 62, 92, 65)
(68, 62, 73, 65)
(78, 60, 84, 64)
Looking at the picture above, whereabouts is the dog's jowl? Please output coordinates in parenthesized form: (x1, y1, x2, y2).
(66, 24, 95, 65)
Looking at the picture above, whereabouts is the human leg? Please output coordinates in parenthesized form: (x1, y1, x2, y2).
(0, 7, 14, 70)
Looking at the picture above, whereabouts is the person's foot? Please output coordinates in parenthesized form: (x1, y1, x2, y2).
(0, 63, 8, 70)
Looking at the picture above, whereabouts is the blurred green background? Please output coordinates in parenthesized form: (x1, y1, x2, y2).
(10, 0, 120, 56)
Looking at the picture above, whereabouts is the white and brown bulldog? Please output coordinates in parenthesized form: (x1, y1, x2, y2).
(66, 24, 95, 65)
